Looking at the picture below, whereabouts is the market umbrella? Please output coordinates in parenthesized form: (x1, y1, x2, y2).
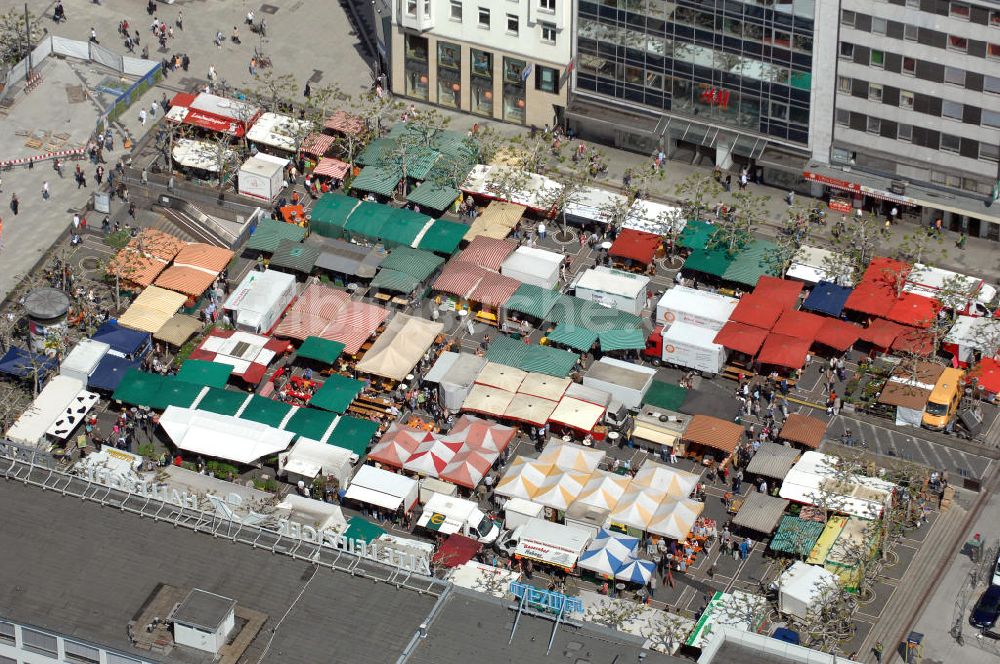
(615, 559, 656, 585)
(591, 528, 639, 558)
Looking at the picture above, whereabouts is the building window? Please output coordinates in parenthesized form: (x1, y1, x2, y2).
(502, 57, 527, 123)
(836, 108, 850, 126)
(991, 9, 1000, 27)
(470, 49, 493, 116)
(770, 101, 788, 120)
(870, 50, 885, 67)
(478, 7, 490, 27)
(872, 17, 887, 35)
(841, 10, 856, 26)
(539, 0, 555, 11)
(840, 42, 854, 59)
(406, 0, 417, 15)
(423, 0, 430, 18)
(948, 35, 968, 52)
(506, 13, 519, 34)
(898, 124, 913, 142)
(902, 56, 916, 75)
(437, 41, 461, 108)
(944, 66, 965, 85)
(21, 629, 58, 657)
(982, 143, 1000, 162)
(65, 640, 102, 664)
(541, 22, 556, 43)
(983, 109, 1000, 128)
(904, 24, 918, 41)
(941, 133, 961, 152)
(867, 117, 881, 134)
(900, 90, 914, 108)
(906, 0, 919, 6)
(950, 2, 970, 19)
(450, 0, 462, 20)
(837, 76, 852, 93)
(942, 100, 963, 120)
(536, 65, 559, 93)
(987, 75, 1000, 94)
(989, 43, 1000, 60)
(404, 34, 430, 100)
(869, 83, 883, 102)
(0, 623, 13, 645)
(106, 655, 143, 664)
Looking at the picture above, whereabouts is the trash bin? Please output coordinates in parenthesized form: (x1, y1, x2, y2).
(905, 631, 923, 664)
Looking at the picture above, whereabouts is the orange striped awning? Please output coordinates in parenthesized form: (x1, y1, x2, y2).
(470, 272, 520, 309)
(324, 110, 365, 135)
(432, 262, 486, 299)
(173, 243, 235, 273)
(154, 265, 217, 297)
(302, 133, 336, 156)
(313, 157, 350, 180)
(458, 235, 517, 272)
(321, 301, 389, 354)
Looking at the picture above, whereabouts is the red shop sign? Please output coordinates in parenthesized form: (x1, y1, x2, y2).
(802, 171, 861, 193)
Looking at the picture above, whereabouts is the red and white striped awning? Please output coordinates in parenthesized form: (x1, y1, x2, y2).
(321, 301, 389, 354)
(324, 110, 365, 134)
(458, 236, 517, 272)
(274, 309, 326, 340)
(470, 272, 520, 309)
(312, 156, 350, 179)
(432, 262, 486, 299)
(302, 133, 336, 157)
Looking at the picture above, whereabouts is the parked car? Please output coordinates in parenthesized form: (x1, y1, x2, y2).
(971, 585, 1000, 632)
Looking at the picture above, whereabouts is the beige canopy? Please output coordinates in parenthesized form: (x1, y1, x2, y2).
(574, 470, 631, 510)
(503, 393, 558, 426)
(462, 383, 516, 418)
(647, 498, 705, 539)
(118, 286, 188, 333)
(494, 457, 554, 500)
(632, 462, 700, 500)
(536, 440, 604, 473)
(355, 313, 444, 381)
(518, 373, 572, 401)
(475, 362, 527, 392)
(153, 313, 204, 347)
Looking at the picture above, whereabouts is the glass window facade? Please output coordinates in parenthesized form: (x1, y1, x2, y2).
(503, 57, 527, 123)
(576, 0, 815, 146)
(437, 41, 462, 107)
(471, 49, 494, 115)
(404, 34, 430, 100)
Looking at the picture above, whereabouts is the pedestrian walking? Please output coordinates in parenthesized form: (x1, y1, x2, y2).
(138, 108, 147, 126)
(41, 181, 49, 200)
(249, 57, 257, 76)
(872, 641, 884, 664)
(10, 193, 19, 216)
(304, 82, 311, 98)
(149, 100, 157, 118)
(176, 10, 183, 29)
(90, 27, 99, 43)
(128, 201, 136, 219)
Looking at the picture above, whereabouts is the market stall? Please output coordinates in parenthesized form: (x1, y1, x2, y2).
(563, 187, 629, 227)
(680, 415, 743, 460)
(166, 92, 261, 137)
(548, 396, 607, 436)
(158, 406, 295, 464)
(60, 339, 109, 384)
(780, 451, 896, 519)
(118, 286, 189, 334)
(607, 229, 662, 271)
(355, 314, 444, 381)
(344, 464, 419, 513)
(5, 375, 99, 450)
(731, 491, 789, 535)
(436, 353, 488, 412)
(245, 111, 312, 158)
(238, 153, 289, 202)
(188, 329, 288, 385)
(278, 436, 355, 487)
(500, 246, 564, 289)
(463, 201, 525, 241)
(777, 561, 839, 620)
(624, 199, 684, 236)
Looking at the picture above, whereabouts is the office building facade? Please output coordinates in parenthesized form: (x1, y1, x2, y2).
(391, 0, 573, 127)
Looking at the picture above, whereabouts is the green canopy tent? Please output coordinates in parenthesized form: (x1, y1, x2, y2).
(683, 245, 737, 279)
(417, 219, 468, 256)
(407, 182, 460, 212)
(502, 283, 563, 321)
(370, 269, 422, 294)
(520, 345, 579, 378)
(269, 239, 321, 274)
(342, 515, 386, 544)
(547, 324, 599, 352)
(112, 370, 206, 410)
(309, 192, 361, 239)
(239, 395, 294, 428)
(310, 373, 365, 413)
(642, 381, 688, 411)
(296, 337, 346, 365)
(598, 329, 647, 352)
(196, 387, 252, 416)
(676, 220, 716, 250)
(350, 164, 403, 197)
(175, 360, 233, 389)
(283, 407, 339, 442)
(327, 416, 379, 455)
(722, 239, 780, 288)
(378, 246, 444, 281)
(246, 218, 307, 253)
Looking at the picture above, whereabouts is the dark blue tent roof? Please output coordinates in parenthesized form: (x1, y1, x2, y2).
(772, 628, 800, 645)
(0, 347, 57, 378)
(801, 281, 853, 318)
(88, 354, 141, 391)
(92, 321, 151, 357)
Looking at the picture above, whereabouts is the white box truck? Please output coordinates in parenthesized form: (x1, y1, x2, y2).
(417, 492, 501, 544)
(655, 286, 738, 330)
(503, 497, 546, 530)
(572, 266, 651, 315)
(655, 321, 728, 375)
(583, 357, 656, 410)
(497, 517, 592, 572)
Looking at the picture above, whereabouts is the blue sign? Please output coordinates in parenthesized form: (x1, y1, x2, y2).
(509, 582, 584, 614)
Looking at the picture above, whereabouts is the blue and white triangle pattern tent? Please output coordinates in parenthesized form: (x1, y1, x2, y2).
(615, 558, 656, 585)
(578, 528, 640, 577)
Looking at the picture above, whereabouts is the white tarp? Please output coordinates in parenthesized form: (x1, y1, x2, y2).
(424, 351, 460, 384)
(448, 561, 520, 597)
(279, 437, 355, 486)
(173, 138, 227, 173)
(462, 164, 563, 212)
(275, 493, 348, 533)
(563, 187, 628, 225)
(344, 465, 418, 512)
(787, 245, 837, 285)
(6, 376, 96, 447)
(777, 561, 839, 620)
(355, 314, 444, 381)
(60, 339, 110, 383)
(943, 316, 1000, 360)
(223, 269, 297, 334)
(246, 112, 313, 154)
(440, 354, 488, 411)
(51, 36, 90, 60)
(894, 406, 924, 428)
(158, 406, 294, 464)
(906, 263, 996, 305)
(624, 200, 684, 236)
(779, 450, 896, 519)
(501, 246, 563, 289)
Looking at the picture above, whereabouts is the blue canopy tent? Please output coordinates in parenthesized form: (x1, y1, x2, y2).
(0, 347, 57, 378)
(87, 354, 141, 392)
(614, 559, 656, 585)
(92, 321, 152, 360)
(578, 529, 640, 577)
(801, 281, 853, 318)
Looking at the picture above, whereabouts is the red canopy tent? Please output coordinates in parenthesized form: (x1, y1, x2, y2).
(714, 321, 769, 355)
(813, 318, 862, 351)
(859, 318, 907, 348)
(431, 534, 483, 568)
(891, 327, 936, 356)
(843, 281, 897, 318)
(608, 229, 662, 264)
(770, 310, 827, 344)
(885, 292, 941, 329)
(970, 358, 1000, 394)
(757, 334, 811, 369)
(753, 276, 803, 310)
(729, 295, 784, 330)
(458, 235, 517, 272)
(862, 257, 911, 285)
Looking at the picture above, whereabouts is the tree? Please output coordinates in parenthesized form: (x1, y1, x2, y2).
(766, 205, 811, 277)
(471, 566, 510, 598)
(585, 598, 645, 631)
(0, 8, 42, 68)
(642, 611, 692, 654)
(249, 70, 299, 114)
(674, 172, 723, 224)
(822, 212, 890, 285)
(707, 189, 767, 255)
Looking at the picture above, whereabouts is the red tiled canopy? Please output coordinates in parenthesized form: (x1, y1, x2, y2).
(753, 276, 803, 310)
(813, 318, 862, 351)
(770, 309, 827, 344)
(757, 333, 811, 370)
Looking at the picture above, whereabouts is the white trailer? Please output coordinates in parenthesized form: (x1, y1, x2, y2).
(223, 269, 297, 334)
(503, 497, 545, 530)
(583, 357, 656, 410)
(655, 286, 737, 330)
(238, 153, 288, 202)
(572, 266, 650, 315)
(661, 321, 728, 375)
(905, 263, 997, 315)
(498, 517, 592, 571)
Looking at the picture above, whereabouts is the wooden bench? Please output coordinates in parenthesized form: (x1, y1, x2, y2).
(373, 292, 392, 302)
(721, 365, 797, 388)
(391, 296, 409, 307)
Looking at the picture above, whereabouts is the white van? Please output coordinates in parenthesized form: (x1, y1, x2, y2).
(417, 493, 500, 544)
(497, 517, 592, 572)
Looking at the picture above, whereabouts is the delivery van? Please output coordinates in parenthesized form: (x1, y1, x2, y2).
(497, 518, 592, 572)
(921, 368, 965, 431)
(644, 321, 727, 375)
(655, 286, 738, 330)
(417, 493, 501, 544)
(503, 497, 546, 530)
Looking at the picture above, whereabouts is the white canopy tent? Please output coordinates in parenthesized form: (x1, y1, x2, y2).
(548, 397, 606, 433)
(172, 138, 230, 173)
(158, 406, 295, 464)
(60, 339, 110, 383)
(500, 246, 564, 289)
(462, 383, 516, 418)
(563, 187, 629, 226)
(536, 440, 604, 473)
(462, 164, 563, 212)
(944, 316, 1000, 364)
(439, 354, 489, 411)
(355, 314, 444, 381)
(278, 437, 355, 487)
(246, 112, 313, 154)
(624, 199, 684, 236)
(344, 465, 419, 512)
(786, 245, 851, 285)
(275, 493, 349, 533)
(475, 362, 527, 392)
(6, 376, 99, 448)
(779, 451, 896, 519)
(777, 561, 839, 620)
(424, 351, 461, 384)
